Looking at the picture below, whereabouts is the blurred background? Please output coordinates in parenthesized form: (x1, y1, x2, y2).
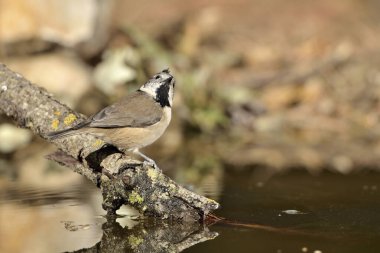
(1, 0, 380, 252)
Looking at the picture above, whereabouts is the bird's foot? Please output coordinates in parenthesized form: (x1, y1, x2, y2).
(131, 148, 161, 172)
(143, 159, 161, 172)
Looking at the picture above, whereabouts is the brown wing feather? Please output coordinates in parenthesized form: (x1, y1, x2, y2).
(88, 91, 162, 128)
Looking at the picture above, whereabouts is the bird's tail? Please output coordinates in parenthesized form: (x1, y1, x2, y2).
(46, 127, 80, 140)
(46, 120, 89, 140)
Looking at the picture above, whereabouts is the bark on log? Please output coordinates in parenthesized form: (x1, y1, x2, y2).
(0, 63, 219, 222)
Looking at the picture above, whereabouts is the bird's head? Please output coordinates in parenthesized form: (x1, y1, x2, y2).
(139, 69, 175, 107)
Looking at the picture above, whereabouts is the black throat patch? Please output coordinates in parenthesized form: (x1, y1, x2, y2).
(156, 84, 171, 107)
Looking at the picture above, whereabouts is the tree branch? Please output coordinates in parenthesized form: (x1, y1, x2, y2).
(0, 63, 219, 222)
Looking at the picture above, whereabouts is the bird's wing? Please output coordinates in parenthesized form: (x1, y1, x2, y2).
(88, 92, 162, 128)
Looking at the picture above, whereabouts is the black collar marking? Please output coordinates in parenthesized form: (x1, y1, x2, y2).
(156, 84, 171, 107)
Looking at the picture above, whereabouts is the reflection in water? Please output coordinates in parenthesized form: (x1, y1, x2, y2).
(0, 178, 218, 253)
(74, 217, 218, 253)
(0, 180, 104, 253)
(2, 167, 380, 252)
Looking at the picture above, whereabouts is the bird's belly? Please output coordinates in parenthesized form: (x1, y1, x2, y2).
(99, 107, 171, 150)
(108, 125, 166, 149)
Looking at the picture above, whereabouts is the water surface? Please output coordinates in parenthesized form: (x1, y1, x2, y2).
(1, 169, 380, 252)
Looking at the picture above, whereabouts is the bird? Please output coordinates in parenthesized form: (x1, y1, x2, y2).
(47, 68, 175, 170)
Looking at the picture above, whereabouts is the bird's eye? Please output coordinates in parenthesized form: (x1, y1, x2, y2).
(154, 75, 160, 80)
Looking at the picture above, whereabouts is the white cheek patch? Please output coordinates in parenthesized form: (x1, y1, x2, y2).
(140, 86, 157, 98)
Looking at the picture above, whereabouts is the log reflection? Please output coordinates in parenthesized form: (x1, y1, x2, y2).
(73, 216, 218, 253)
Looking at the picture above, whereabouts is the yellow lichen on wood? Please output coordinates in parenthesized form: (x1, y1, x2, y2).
(64, 113, 77, 125)
(147, 167, 159, 182)
(128, 235, 143, 249)
(51, 119, 59, 130)
(129, 191, 144, 204)
(92, 139, 105, 148)
(168, 183, 177, 192)
(161, 192, 170, 199)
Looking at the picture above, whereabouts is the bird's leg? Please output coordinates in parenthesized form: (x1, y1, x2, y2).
(132, 148, 160, 171)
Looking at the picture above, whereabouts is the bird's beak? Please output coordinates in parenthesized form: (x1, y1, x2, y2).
(167, 76, 173, 83)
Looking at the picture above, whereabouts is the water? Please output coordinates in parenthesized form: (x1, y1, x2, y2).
(190, 170, 380, 253)
(1, 169, 380, 253)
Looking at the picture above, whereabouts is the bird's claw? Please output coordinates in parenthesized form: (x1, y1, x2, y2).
(143, 160, 161, 172)
(131, 148, 161, 172)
